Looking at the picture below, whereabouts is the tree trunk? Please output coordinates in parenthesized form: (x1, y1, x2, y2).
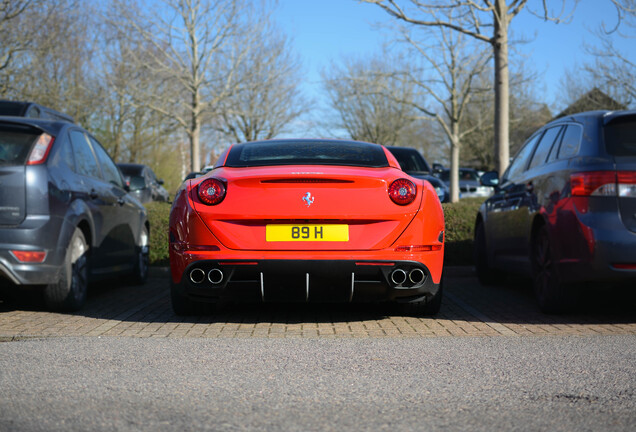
(450, 120, 461, 203)
(190, 88, 201, 172)
(493, 0, 510, 175)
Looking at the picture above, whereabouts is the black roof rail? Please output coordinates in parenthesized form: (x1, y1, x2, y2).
(0, 100, 75, 123)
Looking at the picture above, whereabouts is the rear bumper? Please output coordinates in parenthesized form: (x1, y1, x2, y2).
(172, 259, 441, 304)
(0, 216, 65, 286)
(555, 207, 636, 283)
(558, 228, 636, 284)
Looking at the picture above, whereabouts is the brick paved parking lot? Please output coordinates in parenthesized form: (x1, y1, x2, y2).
(1, 267, 635, 340)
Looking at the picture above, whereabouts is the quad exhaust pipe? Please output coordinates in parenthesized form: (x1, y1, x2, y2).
(409, 268, 425, 285)
(390, 269, 407, 286)
(189, 268, 224, 285)
(208, 268, 224, 284)
(189, 268, 206, 284)
(390, 267, 426, 287)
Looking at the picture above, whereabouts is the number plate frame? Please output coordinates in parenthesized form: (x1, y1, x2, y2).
(266, 224, 349, 242)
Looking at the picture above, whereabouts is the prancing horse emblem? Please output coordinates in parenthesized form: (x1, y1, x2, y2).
(302, 192, 315, 207)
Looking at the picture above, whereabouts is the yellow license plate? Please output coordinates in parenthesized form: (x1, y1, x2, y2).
(266, 224, 349, 242)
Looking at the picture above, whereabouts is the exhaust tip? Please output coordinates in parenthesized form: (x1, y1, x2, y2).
(189, 268, 206, 284)
(390, 268, 408, 286)
(208, 268, 224, 284)
(409, 268, 425, 285)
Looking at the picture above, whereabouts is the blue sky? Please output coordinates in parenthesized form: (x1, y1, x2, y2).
(274, 0, 634, 130)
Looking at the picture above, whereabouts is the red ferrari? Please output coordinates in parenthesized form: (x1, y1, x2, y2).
(169, 139, 445, 315)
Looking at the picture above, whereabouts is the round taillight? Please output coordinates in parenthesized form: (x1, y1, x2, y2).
(389, 178, 417, 205)
(198, 178, 226, 205)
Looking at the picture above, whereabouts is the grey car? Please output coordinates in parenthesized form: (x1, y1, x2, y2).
(118, 163, 170, 203)
(475, 110, 636, 313)
(438, 168, 493, 199)
(0, 113, 149, 311)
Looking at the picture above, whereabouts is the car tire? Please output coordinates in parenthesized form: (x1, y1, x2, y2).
(132, 225, 149, 285)
(170, 281, 211, 315)
(44, 228, 89, 312)
(474, 220, 504, 285)
(532, 225, 570, 314)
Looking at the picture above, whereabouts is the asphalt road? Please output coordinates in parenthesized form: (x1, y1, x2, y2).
(1, 335, 635, 431)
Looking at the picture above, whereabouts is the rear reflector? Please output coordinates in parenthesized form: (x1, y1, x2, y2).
(11, 250, 46, 263)
(27, 133, 55, 165)
(394, 245, 442, 252)
(612, 263, 636, 270)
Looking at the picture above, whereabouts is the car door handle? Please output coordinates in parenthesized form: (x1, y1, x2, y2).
(89, 189, 98, 200)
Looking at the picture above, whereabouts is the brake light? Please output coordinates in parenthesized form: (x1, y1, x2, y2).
(198, 178, 226, 205)
(571, 171, 636, 197)
(27, 133, 55, 165)
(388, 178, 417, 205)
(11, 250, 47, 263)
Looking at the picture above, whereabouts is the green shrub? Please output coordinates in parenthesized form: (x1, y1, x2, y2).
(145, 198, 483, 267)
(146, 201, 171, 266)
(442, 198, 484, 266)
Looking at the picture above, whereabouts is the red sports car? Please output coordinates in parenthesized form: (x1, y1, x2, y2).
(169, 139, 445, 315)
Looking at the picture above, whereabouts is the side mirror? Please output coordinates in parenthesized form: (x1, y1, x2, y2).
(158, 179, 165, 185)
(480, 171, 499, 187)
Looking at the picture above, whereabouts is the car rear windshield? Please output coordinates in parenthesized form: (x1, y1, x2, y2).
(223, 141, 389, 168)
(0, 123, 41, 165)
(605, 116, 636, 156)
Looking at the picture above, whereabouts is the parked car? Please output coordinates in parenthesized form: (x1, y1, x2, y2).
(0, 99, 75, 122)
(474, 110, 636, 313)
(438, 168, 493, 199)
(0, 110, 149, 311)
(183, 165, 215, 182)
(118, 163, 170, 203)
(386, 146, 450, 203)
(169, 139, 445, 316)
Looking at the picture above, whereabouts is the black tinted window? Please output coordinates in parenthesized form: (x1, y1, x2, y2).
(91, 137, 123, 188)
(388, 148, 430, 172)
(556, 124, 583, 159)
(0, 124, 39, 165)
(605, 116, 636, 156)
(49, 137, 75, 170)
(70, 130, 99, 177)
(529, 126, 562, 170)
(224, 141, 389, 168)
(505, 134, 540, 181)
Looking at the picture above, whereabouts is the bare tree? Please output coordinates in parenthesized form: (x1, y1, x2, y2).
(360, 0, 579, 176)
(322, 54, 418, 145)
(0, 0, 33, 78)
(1, 0, 100, 124)
(113, 0, 254, 172)
(215, 20, 308, 142)
(394, 17, 492, 202)
(584, 0, 635, 106)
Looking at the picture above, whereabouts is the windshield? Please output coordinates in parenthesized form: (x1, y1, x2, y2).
(0, 124, 41, 165)
(224, 140, 389, 168)
(388, 148, 431, 172)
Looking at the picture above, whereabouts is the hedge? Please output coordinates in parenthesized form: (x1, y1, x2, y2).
(145, 198, 484, 267)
